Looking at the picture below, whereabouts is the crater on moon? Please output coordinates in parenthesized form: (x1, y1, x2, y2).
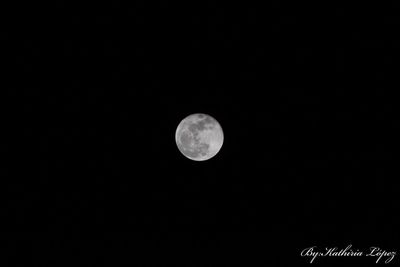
(175, 113, 224, 161)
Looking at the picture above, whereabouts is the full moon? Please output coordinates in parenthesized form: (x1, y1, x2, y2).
(175, 113, 224, 161)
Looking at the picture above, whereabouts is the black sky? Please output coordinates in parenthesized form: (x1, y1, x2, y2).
(4, 1, 400, 266)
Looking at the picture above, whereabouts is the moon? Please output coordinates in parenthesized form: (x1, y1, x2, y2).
(175, 113, 224, 161)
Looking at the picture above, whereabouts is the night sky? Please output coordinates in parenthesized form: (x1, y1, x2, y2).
(5, 1, 399, 266)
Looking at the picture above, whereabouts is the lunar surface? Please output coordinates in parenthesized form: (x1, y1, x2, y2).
(175, 113, 224, 161)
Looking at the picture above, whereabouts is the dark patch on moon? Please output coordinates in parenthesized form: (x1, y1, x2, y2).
(180, 132, 191, 146)
(188, 119, 209, 132)
(203, 116, 214, 124)
(196, 120, 206, 131)
(188, 123, 198, 133)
